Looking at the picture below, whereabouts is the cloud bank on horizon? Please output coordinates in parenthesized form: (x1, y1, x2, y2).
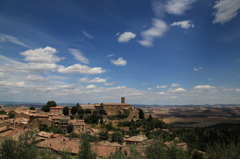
(0, 0, 240, 105)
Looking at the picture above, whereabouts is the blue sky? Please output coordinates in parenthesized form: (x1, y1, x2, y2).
(0, 0, 240, 105)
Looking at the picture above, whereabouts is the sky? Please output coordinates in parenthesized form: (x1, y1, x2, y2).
(0, 0, 240, 105)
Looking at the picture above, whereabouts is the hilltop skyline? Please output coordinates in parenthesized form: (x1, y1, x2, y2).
(0, 0, 240, 104)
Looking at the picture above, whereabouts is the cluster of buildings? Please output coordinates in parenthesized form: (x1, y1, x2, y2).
(0, 97, 188, 158)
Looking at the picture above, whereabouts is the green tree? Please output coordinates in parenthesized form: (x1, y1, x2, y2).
(42, 101, 57, 112)
(8, 112, 15, 118)
(39, 124, 49, 132)
(138, 108, 144, 119)
(111, 132, 123, 144)
(30, 106, 35, 110)
(76, 103, 80, 107)
(78, 134, 97, 159)
(107, 150, 129, 159)
(78, 108, 84, 115)
(63, 107, 69, 116)
(99, 131, 109, 140)
(67, 124, 73, 133)
(85, 109, 92, 115)
(71, 106, 78, 115)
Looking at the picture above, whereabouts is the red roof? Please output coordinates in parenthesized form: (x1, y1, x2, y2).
(50, 107, 64, 109)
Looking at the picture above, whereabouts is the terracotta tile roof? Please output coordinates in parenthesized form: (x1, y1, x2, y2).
(102, 103, 130, 106)
(125, 135, 147, 142)
(93, 141, 124, 158)
(0, 128, 25, 140)
(80, 105, 96, 110)
(37, 136, 80, 154)
(69, 120, 86, 126)
(38, 131, 54, 138)
(0, 115, 8, 118)
(50, 107, 64, 109)
(51, 116, 62, 120)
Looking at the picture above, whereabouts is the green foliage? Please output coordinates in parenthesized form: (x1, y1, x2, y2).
(111, 131, 123, 144)
(39, 124, 49, 132)
(98, 109, 106, 115)
(63, 107, 69, 116)
(107, 150, 129, 159)
(78, 134, 97, 159)
(138, 108, 144, 119)
(78, 108, 84, 115)
(8, 112, 15, 118)
(145, 137, 190, 159)
(42, 100, 57, 112)
(67, 123, 73, 133)
(0, 109, 6, 114)
(71, 106, 79, 115)
(0, 131, 59, 159)
(85, 114, 103, 124)
(108, 109, 130, 120)
(30, 106, 35, 110)
(85, 109, 92, 115)
(99, 130, 109, 140)
(79, 133, 99, 142)
(207, 141, 240, 159)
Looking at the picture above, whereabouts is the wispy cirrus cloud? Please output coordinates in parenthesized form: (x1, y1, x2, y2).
(82, 31, 93, 39)
(69, 49, 89, 64)
(0, 33, 30, 48)
(213, 0, 240, 24)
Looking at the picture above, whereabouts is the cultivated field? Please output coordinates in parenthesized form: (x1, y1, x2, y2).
(141, 105, 240, 128)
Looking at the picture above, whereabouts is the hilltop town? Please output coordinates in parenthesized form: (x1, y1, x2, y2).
(0, 97, 193, 158)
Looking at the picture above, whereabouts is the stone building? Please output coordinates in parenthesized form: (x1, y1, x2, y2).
(50, 107, 64, 115)
(69, 119, 87, 134)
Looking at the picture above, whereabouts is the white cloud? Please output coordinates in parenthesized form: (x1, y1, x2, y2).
(236, 89, 240, 92)
(69, 49, 89, 64)
(193, 67, 203, 71)
(106, 54, 114, 58)
(213, 0, 240, 24)
(170, 20, 194, 29)
(0, 81, 25, 87)
(25, 75, 45, 82)
(58, 64, 105, 74)
(194, 85, 215, 89)
(118, 32, 136, 43)
(169, 88, 186, 93)
(78, 77, 106, 83)
(20, 46, 64, 63)
(86, 85, 96, 89)
(111, 57, 127, 66)
(156, 85, 167, 89)
(158, 91, 165, 95)
(139, 19, 168, 47)
(19, 63, 58, 72)
(171, 83, 180, 87)
(147, 88, 153, 91)
(104, 82, 115, 86)
(165, 0, 196, 15)
(152, 0, 165, 17)
(0, 33, 29, 48)
(82, 31, 93, 39)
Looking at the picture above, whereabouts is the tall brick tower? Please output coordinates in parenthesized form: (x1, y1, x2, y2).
(121, 97, 125, 103)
